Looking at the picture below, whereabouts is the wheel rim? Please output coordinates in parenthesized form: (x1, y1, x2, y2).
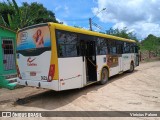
(130, 64, 134, 71)
(102, 69, 107, 81)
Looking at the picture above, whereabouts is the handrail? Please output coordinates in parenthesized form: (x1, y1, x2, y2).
(87, 58, 97, 67)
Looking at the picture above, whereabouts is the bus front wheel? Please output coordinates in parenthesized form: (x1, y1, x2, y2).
(99, 68, 109, 85)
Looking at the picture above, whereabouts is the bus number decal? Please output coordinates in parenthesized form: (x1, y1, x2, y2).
(41, 76, 48, 80)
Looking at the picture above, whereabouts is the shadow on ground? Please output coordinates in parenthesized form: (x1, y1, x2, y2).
(15, 70, 138, 110)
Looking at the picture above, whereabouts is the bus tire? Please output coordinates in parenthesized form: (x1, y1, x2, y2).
(128, 62, 134, 73)
(99, 68, 109, 85)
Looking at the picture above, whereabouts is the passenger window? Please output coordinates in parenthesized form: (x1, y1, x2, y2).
(108, 40, 117, 54)
(130, 43, 135, 53)
(116, 41, 123, 54)
(96, 37, 108, 55)
(123, 42, 130, 53)
(56, 30, 80, 57)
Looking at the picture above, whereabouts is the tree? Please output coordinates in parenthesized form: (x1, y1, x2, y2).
(20, 2, 58, 26)
(141, 34, 160, 58)
(74, 26, 83, 29)
(0, 0, 58, 30)
(0, 0, 15, 26)
(106, 27, 138, 41)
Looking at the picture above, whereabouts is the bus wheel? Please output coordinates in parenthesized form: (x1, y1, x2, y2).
(128, 62, 134, 73)
(99, 68, 108, 85)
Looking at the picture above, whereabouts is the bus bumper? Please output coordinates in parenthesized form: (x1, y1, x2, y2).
(17, 79, 59, 91)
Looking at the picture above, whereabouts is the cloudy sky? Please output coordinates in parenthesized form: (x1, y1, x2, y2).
(1, 0, 160, 39)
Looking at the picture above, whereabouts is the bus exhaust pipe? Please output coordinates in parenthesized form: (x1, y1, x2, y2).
(38, 82, 41, 88)
(25, 81, 28, 86)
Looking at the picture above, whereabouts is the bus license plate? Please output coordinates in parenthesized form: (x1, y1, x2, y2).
(30, 72, 36, 76)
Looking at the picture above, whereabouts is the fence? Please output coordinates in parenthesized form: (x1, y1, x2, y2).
(139, 50, 160, 61)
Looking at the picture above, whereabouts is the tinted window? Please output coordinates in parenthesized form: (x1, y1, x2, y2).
(79, 34, 95, 41)
(123, 42, 130, 53)
(56, 30, 80, 57)
(116, 41, 123, 54)
(130, 43, 135, 53)
(108, 40, 117, 54)
(135, 45, 139, 53)
(96, 37, 108, 55)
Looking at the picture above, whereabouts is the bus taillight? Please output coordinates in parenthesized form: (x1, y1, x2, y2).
(48, 64, 55, 82)
(16, 65, 22, 79)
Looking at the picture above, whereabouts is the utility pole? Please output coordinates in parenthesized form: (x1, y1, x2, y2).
(89, 8, 106, 31)
(89, 18, 92, 31)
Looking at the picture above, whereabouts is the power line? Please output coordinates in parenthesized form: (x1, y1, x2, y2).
(89, 8, 106, 31)
(92, 22, 103, 30)
(91, 8, 107, 20)
(91, 20, 107, 32)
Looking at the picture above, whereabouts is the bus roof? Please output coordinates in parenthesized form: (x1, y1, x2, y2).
(18, 23, 48, 33)
(50, 23, 136, 43)
(18, 22, 136, 43)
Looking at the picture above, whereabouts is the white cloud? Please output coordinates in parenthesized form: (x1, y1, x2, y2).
(56, 18, 68, 25)
(55, 5, 61, 11)
(92, 0, 160, 39)
(64, 5, 70, 15)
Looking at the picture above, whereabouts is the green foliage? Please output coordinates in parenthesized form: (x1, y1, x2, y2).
(99, 31, 105, 34)
(20, 2, 58, 26)
(106, 27, 138, 41)
(74, 26, 83, 28)
(0, 1, 14, 26)
(140, 34, 160, 56)
(0, 0, 58, 30)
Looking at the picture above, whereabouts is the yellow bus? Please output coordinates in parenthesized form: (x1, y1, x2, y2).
(16, 23, 139, 91)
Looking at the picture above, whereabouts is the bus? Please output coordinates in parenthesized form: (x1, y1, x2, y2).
(16, 23, 139, 91)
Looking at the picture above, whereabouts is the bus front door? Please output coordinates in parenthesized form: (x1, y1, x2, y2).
(81, 40, 97, 83)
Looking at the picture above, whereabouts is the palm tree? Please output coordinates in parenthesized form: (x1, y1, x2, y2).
(0, 0, 58, 30)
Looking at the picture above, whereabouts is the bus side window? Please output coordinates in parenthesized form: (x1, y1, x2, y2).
(108, 40, 117, 54)
(116, 41, 123, 54)
(96, 37, 108, 55)
(123, 42, 130, 53)
(135, 46, 139, 53)
(112, 47, 117, 54)
(56, 30, 80, 57)
(130, 43, 134, 53)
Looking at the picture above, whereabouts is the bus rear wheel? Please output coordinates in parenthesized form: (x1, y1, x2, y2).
(99, 68, 108, 85)
(128, 62, 134, 73)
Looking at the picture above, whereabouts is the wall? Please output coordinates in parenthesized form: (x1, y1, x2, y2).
(0, 27, 16, 76)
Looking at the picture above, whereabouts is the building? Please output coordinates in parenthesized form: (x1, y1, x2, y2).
(0, 25, 17, 89)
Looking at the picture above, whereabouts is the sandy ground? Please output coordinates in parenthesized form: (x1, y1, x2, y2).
(0, 61, 160, 120)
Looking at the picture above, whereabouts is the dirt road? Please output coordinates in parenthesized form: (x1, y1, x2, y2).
(0, 61, 160, 120)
